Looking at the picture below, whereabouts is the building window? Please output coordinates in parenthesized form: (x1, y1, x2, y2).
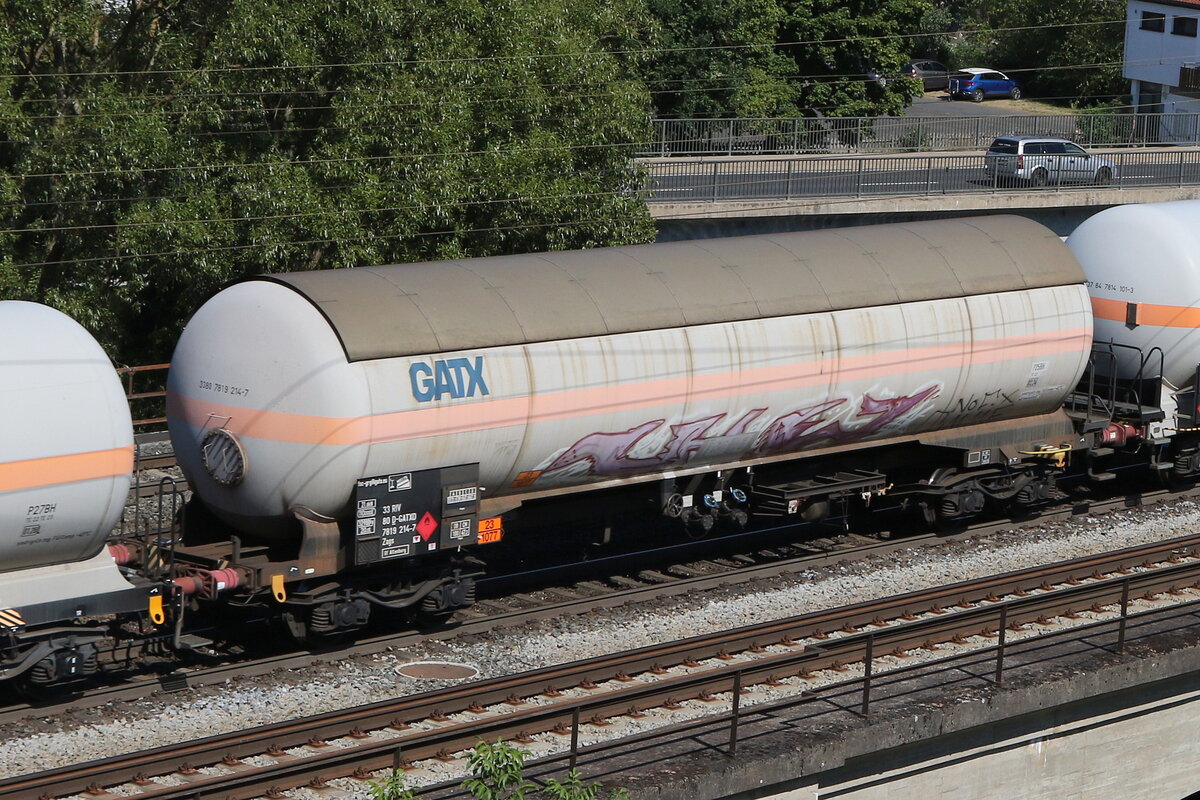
(1173, 15, 1198, 36)
(1141, 10, 1166, 31)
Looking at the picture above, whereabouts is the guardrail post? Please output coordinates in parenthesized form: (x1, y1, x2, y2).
(569, 706, 580, 770)
(862, 633, 874, 715)
(710, 161, 719, 202)
(729, 669, 743, 755)
(1179, 150, 1186, 187)
(1117, 577, 1130, 654)
(786, 159, 795, 201)
(856, 159, 864, 199)
(995, 604, 1007, 684)
(926, 157, 933, 195)
(658, 119, 667, 158)
(974, 116, 982, 149)
(792, 118, 800, 154)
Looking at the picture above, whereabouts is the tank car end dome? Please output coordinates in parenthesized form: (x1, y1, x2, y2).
(0, 301, 134, 572)
(1068, 199, 1200, 388)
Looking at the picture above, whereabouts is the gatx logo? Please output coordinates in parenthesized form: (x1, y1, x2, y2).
(409, 356, 489, 402)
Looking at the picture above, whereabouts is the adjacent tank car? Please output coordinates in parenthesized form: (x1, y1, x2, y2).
(1068, 199, 1200, 480)
(0, 301, 152, 684)
(165, 215, 1095, 639)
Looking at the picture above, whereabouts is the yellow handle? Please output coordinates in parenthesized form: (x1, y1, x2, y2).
(271, 574, 287, 603)
(149, 594, 165, 625)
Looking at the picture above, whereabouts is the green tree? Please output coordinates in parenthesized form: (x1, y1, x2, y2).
(779, 0, 931, 119)
(644, 0, 799, 117)
(642, 0, 928, 120)
(938, 0, 1126, 106)
(1, 0, 657, 364)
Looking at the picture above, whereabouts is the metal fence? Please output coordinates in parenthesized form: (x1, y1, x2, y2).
(646, 148, 1200, 203)
(642, 113, 1200, 157)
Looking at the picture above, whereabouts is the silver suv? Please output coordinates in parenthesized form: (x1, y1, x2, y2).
(984, 136, 1117, 186)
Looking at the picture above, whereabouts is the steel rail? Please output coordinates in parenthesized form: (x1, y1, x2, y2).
(7, 534, 1200, 800)
(3, 485, 1191, 725)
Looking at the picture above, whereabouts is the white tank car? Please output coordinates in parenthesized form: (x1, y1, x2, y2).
(0, 301, 134, 571)
(168, 216, 1092, 537)
(1068, 199, 1200, 388)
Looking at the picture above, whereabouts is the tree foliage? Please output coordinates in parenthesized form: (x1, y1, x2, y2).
(643, 0, 929, 119)
(934, 0, 1126, 106)
(780, 0, 930, 118)
(1, 0, 657, 363)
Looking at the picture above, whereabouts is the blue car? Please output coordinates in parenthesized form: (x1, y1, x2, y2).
(946, 68, 1022, 102)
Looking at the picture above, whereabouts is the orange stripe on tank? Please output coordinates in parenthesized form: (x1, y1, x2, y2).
(1092, 296, 1200, 328)
(0, 446, 134, 493)
(169, 327, 1092, 448)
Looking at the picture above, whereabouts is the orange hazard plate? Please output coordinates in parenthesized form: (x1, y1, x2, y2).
(478, 517, 504, 544)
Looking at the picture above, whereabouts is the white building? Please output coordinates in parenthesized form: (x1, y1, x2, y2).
(1125, 0, 1200, 141)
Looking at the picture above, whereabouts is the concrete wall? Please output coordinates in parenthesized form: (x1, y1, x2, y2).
(795, 680, 1200, 800)
(611, 626, 1200, 800)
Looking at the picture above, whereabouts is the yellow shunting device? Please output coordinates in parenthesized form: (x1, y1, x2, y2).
(149, 594, 165, 625)
(1020, 444, 1072, 468)
(271, 574, 287, 603)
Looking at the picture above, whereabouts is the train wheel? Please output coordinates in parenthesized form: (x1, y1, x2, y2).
(1161, 449, 1200, 490)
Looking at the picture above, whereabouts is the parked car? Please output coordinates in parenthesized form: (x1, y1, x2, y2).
(947, 68, 1021, 102)
(902, 60, 951, 91)
(983, 136, 1117, 186)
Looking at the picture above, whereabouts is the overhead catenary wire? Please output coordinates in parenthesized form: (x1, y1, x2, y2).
(0, 9, 1150, 82)
(0, 50, 1178, 184)
(0, 8, 1178, 273)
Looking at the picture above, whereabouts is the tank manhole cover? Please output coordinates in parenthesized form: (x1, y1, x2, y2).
(395, 661, 479, 680)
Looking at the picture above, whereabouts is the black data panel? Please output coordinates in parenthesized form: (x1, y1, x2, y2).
(353, 464, 479, 564)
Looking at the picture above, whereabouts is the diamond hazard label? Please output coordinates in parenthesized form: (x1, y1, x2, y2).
(416, 512, 439, 541)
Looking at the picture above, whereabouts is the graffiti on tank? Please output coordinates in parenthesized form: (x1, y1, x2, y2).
(756, 384, 940, 453)
(931, 388, 1017, 426)
(543, 409, 767, 477)
(538, 384, 941, 480)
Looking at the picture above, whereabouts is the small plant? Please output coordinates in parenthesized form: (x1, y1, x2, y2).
(366, 740, 631, 800)
(541, 769, 630, 800)
(463, 739, 537, 800)
(367, 770, 419, 800)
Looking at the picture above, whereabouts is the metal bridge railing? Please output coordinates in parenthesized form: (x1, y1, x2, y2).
(642, 113, 1200, 157)
(644, 148, 1200, 203)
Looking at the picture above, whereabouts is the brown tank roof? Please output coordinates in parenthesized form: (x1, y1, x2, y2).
(255, 215, 1084, 362)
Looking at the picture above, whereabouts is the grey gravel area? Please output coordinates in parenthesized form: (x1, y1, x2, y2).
(120, 435, 187, 534)
(11, 500, 1200, 783)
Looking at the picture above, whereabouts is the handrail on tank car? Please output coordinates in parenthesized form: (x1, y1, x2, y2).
(1079, 342, 1165, 422)
(116, 363, 169, 427)
(1070, 347, 1118, 421)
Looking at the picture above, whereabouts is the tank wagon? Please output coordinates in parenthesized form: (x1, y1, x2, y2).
(165, 215, 1096, 640)
(1068, 199, 1200, 481)
(0, 301, 153, 685)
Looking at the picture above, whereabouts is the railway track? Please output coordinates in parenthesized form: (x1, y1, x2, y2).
(8, 481, 1197, 726)
(8, 532, 1200, 800)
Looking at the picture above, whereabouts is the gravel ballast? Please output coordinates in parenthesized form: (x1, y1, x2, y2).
(6, 500, 1200, 783)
